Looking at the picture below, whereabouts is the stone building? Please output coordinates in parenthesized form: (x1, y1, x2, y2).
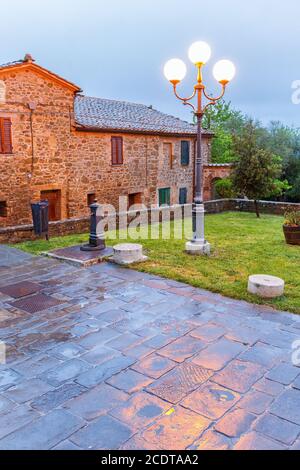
(0, 55, 228, 228)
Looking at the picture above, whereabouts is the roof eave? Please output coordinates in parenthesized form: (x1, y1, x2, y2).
(74, 124, 213, 138)
(0, 62, 82, 93)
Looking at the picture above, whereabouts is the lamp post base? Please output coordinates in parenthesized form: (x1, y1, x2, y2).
(185, 240, 211, 256)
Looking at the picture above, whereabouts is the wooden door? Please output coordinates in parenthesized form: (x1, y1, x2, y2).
(41, 190, 61, 221)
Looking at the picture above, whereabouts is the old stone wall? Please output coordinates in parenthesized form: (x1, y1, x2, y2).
(0, 65, 212, 228)
(203, 164, 233, 201)
(0, 68, 74, 227)
(157, 138, 211, 205)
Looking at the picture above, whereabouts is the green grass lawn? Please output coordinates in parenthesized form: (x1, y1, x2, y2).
(13, 212, 300, 314)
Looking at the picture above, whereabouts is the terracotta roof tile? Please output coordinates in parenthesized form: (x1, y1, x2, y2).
(75, 95, 212, 136)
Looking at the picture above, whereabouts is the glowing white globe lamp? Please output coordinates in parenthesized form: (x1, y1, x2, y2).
(213, 59, 236, 85)
(188, 41, 211, 65)
(164, 59, 187, 84)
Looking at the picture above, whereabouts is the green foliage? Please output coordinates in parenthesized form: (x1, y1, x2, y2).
(211, 129, 234, 163)
(203, 100, 246, 163)
(269, 179, 291, 199)
(258, 121, 300, 165)
(231, 121, 285, 215)
(214, 178, 236, 198)
(283, 157, 300, 202)
(284, 210, 300, 226)
(203, 99, 245, 132)
(285, 175, 300, 201)
(203, 100, 300, 202)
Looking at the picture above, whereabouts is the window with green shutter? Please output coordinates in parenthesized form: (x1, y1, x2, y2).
(179, 187, 187, 205)
(181, 140, 190, 166)
(159, 188, 170, 206)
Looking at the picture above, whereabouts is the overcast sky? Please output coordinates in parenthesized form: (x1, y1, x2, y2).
(1, 0, 299, 127)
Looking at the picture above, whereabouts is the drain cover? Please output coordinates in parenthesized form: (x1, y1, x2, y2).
(10, 293, 64, 313)
(0, 281, 42, 299)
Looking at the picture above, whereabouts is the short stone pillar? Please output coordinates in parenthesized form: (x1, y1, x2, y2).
(81, 200, 106, 252)
(248, 274, 285, 298)
(112, 243, 147, 265)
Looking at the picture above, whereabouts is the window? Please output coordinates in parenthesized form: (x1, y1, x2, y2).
(179, 187, 187, 205)
(0, 201, 7, 217)
(0, 118, 13, 154)
(87, 193, 96, 206)
(128, 192, 142, 208)
(163, 142, 173, 169)
(181, 140, 190, 166)
(159, 188, 170, 206)
(111, 136, 123, 165)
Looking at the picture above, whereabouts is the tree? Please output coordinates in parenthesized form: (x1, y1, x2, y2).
(203, 100, 246, 163)
(202, 99, 245, 132)
(214, 178, 236, 199)
(231, 120, 285, 218)
(283, 156, 300, 202)
(210, 129, 235, 163)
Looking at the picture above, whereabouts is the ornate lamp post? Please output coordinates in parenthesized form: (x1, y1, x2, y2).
(164, 41, 236, 255)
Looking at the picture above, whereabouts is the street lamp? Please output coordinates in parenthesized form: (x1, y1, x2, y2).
(164, 41, 235, 255)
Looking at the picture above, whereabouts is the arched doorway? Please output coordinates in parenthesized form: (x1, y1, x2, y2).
(211, 177, 222, 200)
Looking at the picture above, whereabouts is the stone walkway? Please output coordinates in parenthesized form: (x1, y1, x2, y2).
(0, 246, 300, 450)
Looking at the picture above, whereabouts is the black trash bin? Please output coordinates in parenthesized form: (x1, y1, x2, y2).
(31, 201, 49, 240)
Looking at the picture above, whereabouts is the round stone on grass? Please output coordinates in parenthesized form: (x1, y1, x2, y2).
(112, 243, 148, 265)
(248, 274, 284, 299)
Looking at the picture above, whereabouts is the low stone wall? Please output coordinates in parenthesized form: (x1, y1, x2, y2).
(0, 217, 90, 244)
(1, 199, 299, 244)
(230, 199, 300, 215)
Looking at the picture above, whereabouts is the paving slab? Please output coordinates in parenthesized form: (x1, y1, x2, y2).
(75, 355, 136, 387)
(0, 405, 39, 440)
(0, 409, 84, 450)
(110, 391, 170, 429)
(69, 414, 132, 450)
(191, 337, 246, 371)
(270, 388, 300, 425)
(39, 359, 91, 387)
(211, 359, 266, 393)
(254, 413, 300, 445)
(181, 382, 240, 420)
(44, 245, 113, 268)
(266, 362, 300, 385)
(189, 430, 232, 450)
(214, 408, 256, 438)
(0, 395, 16, 414)
(63, 383, 128, 421)
(3, 378, 53, 404)
(141, 406, 210, 450)
(234, 431, 287, 450)
(131, 353, 176, 379)
(238, 390, 274, 415)
(239, 342, 285, 368)
(106, 369, 153, 394)
(157, 335, 206, 363)
(30, 383, 86, 413)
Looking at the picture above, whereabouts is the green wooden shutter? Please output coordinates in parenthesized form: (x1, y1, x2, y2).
(181, 141, 190, 166)
(159, 188, 170, 206)
(179, 187, 187, 204)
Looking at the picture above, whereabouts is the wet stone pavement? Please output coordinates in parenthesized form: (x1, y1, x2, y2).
(0, 247, 300, 450)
